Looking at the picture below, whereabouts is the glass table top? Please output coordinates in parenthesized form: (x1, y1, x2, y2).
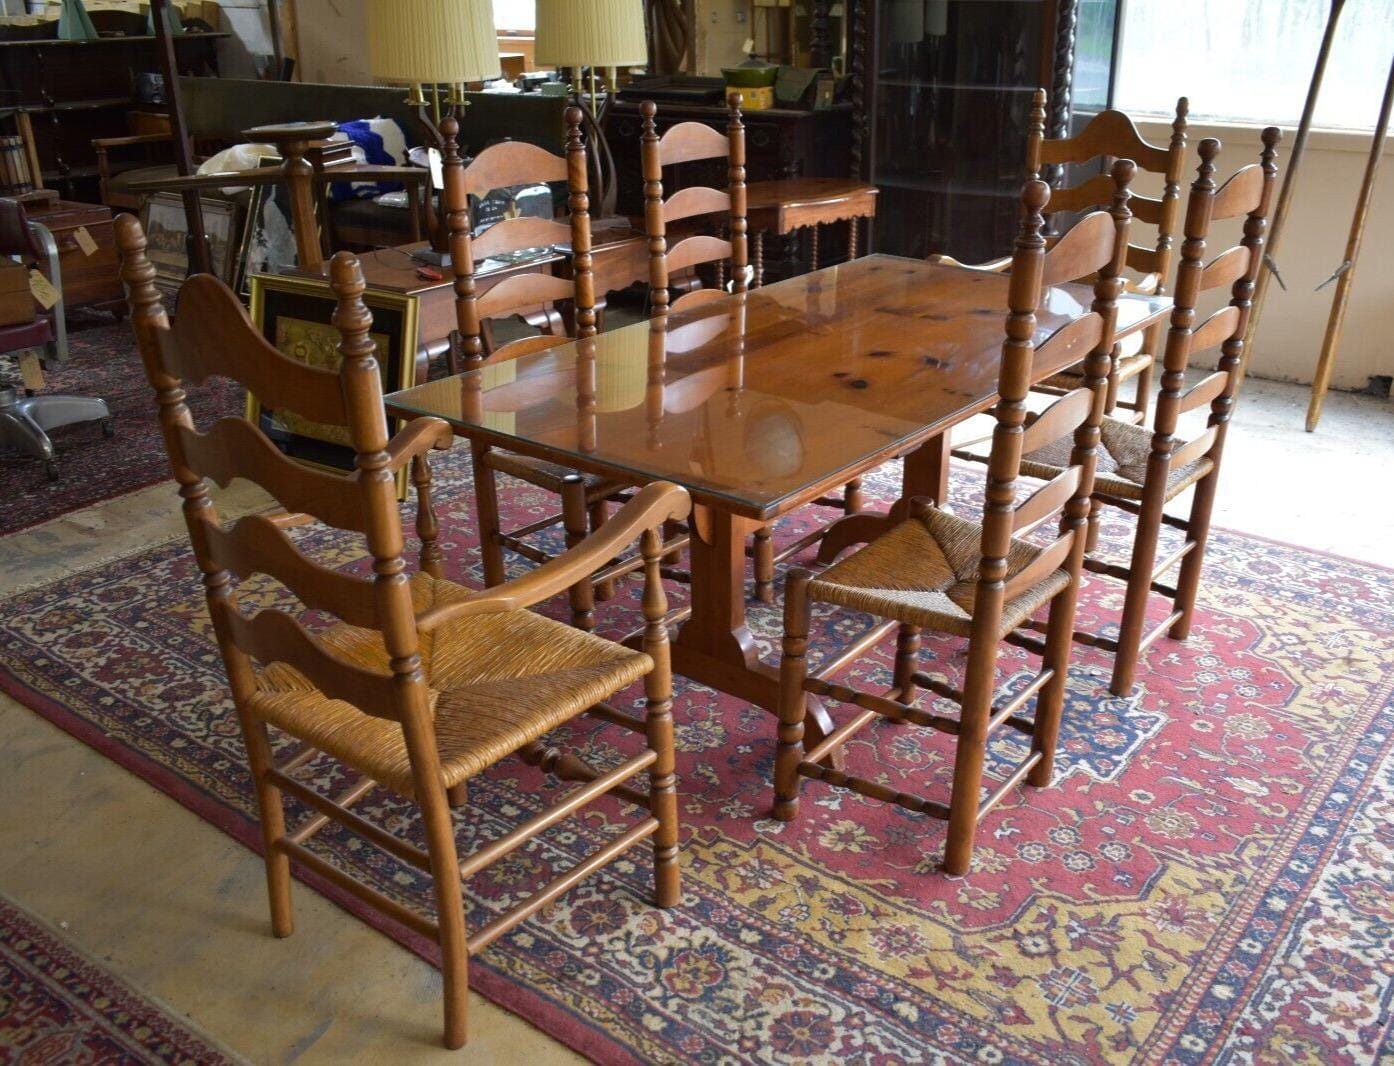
(386, 255, 1170, 520)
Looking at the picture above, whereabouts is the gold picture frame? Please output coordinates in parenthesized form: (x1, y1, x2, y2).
(247, 273, 420, 497)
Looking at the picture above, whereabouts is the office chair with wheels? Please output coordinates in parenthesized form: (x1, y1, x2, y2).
(0, 197, 111, 480)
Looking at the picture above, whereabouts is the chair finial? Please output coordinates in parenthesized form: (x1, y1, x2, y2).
(439, 114, 462, 165)
(1196, 137, 1221, 187)
(1259, 126, 1282, 174)
(329, 251, 374, 370)
(114, 212, 168, 329)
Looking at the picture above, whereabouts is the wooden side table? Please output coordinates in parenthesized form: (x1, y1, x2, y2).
(745, 178, 879, 286)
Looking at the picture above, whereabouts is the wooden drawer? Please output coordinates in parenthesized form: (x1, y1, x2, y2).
(28, 201, 124, 310)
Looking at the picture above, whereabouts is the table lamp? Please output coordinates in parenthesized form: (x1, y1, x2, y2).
(368, 0, 501, 258)
(536, 0, 649, 222)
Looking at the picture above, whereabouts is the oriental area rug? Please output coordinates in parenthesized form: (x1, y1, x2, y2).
(0, 893, 242, 1064)
(1, 450, 1392, 1064)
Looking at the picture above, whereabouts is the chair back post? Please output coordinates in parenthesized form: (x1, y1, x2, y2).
(726, 93, 748, 293)
(1025, 88, 1048, 180)
(1214, 127, 1281, 424)
(441, 115, 484, 371)
(1064, 159, 1134, 541)
(113, 213, 230, 564)
(114, 212, 263, 710)
(326, 254, 435, 742)
(979, 180, 1050, 612)
(1150, 138, 1219, 475)
(565, 106, 598, 339)
(1152, 97, 1191, 294)
(640, 101, 670, 317)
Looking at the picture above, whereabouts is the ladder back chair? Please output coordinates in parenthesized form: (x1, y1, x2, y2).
(1030, 90, 1189, 422)
(640, 96, 749, 315)
(940, 91, 1188, 424)
(116, 220, 692, 1051)
(774, 169, 1134, 876)
(1016, 131, 1281, 697)
(638, 96, 861, 601)
(444, 108, 644, 631)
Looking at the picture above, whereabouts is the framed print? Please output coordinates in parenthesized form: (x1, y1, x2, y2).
(247, 273, 419, 496)
(139, 192, 238, 295)
(235, 154, 297, 298)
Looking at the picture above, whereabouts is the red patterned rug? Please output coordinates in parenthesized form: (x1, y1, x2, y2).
(0, 315, 242, 534)
(1, 446, 1392, 1064)
(0, 893, 240, 1064)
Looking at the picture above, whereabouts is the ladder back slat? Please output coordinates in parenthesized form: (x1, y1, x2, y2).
(214, 601, 399, 719)
(463, 140, 569, 198)
(177, 419, 367, 532)
(164, 275, 347, 427)
(199, 513, 379, 628)
(470, 216, 572, 262)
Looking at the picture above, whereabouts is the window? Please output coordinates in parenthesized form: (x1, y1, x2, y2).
(493, 0, 535, 32)
(1114, 0, 1394, 131)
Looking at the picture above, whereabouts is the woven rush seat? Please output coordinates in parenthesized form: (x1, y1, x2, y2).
(1039, 346, 1151, 392)
(809, 507, 1070, 638)
(250, 573, 652, 795)
(1020, 416, 1214, 502)
(486, 450, 630, 496)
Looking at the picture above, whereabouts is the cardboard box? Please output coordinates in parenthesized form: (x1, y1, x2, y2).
(728, 85, 776, 111)
(0, 259, 35, 328)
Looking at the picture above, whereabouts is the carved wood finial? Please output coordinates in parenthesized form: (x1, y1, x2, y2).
(439, 114, 462, 166)
(1027, 88, 1049, 180)
(1259, 126, 1282, 175)
(1171, 97, 1190, 146)
(114, 212, 169, 333)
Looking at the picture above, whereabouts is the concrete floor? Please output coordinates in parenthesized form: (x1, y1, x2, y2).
(0, 378, 1389, 1063)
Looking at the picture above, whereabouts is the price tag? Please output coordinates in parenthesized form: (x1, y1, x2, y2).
(18, 351, 45, 391)
(28, 269, 59, 311)
(73, 226, 98, 256)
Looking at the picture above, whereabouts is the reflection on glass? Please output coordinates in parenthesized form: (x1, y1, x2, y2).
(392, 257, 1167, 517)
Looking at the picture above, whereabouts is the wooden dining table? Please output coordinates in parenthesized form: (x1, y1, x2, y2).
(385, 254, 1171, 743)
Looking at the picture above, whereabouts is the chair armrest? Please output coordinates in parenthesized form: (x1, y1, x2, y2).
(92, 133, 174, 150)
(929, 253, 1012, 274)
(416, 481, 692, 630)
(384, 416, 454, 472)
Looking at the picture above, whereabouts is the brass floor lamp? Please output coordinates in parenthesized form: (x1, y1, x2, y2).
(535, 0, 650, 224)
(367, 0, 504, 263)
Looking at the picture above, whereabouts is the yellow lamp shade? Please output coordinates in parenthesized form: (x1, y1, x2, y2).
(368, 0, 501, 84)
(535, 0, 648, 68)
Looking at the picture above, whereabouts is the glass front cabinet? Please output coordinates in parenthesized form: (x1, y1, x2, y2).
(850, 0, 1121, 261)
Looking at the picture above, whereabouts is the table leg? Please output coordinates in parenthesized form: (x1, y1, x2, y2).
(817, 433, 951, 564)
(847, 216, 858, 261)
(752, 230, 764, 288)
(809, 225, 820, 271)
(673, 504, 839, 758)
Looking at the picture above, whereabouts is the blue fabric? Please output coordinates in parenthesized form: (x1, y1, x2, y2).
(329, 118, 419, 204)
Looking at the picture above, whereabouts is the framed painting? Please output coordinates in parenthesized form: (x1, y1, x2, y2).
(139, 192, 238, 295)
(247, 273, 419, 496)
